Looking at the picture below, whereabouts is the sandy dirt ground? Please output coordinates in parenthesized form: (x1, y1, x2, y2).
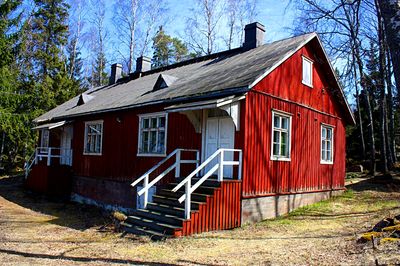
(0, 175, 399, 265)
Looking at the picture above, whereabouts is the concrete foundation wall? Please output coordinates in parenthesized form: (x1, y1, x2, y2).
(72, 175, 137, 209)
(241, 190, 343, 224)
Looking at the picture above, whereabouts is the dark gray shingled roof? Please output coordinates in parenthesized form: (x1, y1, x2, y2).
(35, 32, 354, 124)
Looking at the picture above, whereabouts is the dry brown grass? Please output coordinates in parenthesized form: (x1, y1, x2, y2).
(0, 174, 399, 265)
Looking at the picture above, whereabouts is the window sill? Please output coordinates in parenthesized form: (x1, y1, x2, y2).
(83, 152, 102, 156)
(320, 161, 333, 165)
(137, 153, 167, 158)
(270, 156, 291, 162)
(302, 80, 313, 88)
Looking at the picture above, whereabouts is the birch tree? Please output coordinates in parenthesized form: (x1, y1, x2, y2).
(224, 0, 258, 49)
(185, 0, 223, 55)
(88, 0, 108, 87)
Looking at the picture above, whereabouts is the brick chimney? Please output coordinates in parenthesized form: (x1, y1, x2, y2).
(243, 22, 265, 50)
(136, 56, 151, 73)
(109, 63, 122, 85)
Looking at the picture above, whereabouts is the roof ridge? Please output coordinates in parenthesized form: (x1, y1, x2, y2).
(121, 32, 316, 83)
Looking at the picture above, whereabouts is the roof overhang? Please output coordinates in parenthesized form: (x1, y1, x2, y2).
(165, 95, 246, 132)
(32, 120, 67, 130)
(165, 95, 245, 113)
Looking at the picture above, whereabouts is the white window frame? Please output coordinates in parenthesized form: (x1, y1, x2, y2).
(270, 110, 292, 161)
(40, 129, 50, 153)
(137, 112, 168, 157)
(320, 124, 334, 164)
(83, 120, 103, 156)
(302, 56, 313, 88)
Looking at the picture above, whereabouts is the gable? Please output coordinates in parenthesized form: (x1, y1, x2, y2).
(250, 36, 354, 125)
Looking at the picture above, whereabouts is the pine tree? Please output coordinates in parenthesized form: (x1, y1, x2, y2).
(30, 0, 80, 109)
(0, 0, 36, 171)
(152, 27, 189, 68)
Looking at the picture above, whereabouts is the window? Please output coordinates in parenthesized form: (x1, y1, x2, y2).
(271, 111, 292, 160)
(40, 129, 50, 153)
(302, 56, 313, 87)
(321, 125, 334, 164)
(84, 121, 103, 155)
(138, 113, 167, 156)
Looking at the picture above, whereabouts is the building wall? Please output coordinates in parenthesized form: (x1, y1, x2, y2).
(71, 105, 202, 182)
(242, 41, 347, 197)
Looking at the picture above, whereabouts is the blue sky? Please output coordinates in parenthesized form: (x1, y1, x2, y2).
(164, 0, 295, 44)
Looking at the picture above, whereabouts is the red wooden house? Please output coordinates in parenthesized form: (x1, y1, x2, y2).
(26, 22, 354, 239)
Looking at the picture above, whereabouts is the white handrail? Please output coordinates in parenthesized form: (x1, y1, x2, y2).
(172, 148, 242, 219)
(131, 148, 200, 209)
(24, 151, 36, 178)
(24, 147, 73, 178)
(34, 147, 73, 166)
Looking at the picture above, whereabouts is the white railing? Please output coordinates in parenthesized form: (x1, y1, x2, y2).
(24, 147, 73, 177)
(172, 148, 242, 219)
(24, 151, 36, 178)
(131, 148, 200, 209)
(34, 147, 73, 166)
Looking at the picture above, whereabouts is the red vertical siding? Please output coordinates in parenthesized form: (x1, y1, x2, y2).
(72, 105, 201, 182)
(242, 41, 347, 197)
(179, 180, 242, 236)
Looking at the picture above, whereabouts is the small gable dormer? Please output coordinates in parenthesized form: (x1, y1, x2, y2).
(153, 74, 178, 91)
(77, 93, 95, 106)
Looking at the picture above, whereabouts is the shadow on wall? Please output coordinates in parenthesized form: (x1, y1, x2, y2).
(0, 175, 109, 231)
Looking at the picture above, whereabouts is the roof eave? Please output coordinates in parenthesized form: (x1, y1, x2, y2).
(37, 86, 250, 123)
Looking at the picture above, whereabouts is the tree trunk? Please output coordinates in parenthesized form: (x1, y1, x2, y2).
(352, 55, 366, 160)
(376, 1, 389, 173)
(378, 0, 400, 95)
(385, 46, 397, 163)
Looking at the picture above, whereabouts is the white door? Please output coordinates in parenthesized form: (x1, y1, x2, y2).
(60, 125, 73, 166)
(204, 117, 235, 178)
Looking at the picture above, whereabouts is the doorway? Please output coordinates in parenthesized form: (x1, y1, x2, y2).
(204, 115, 235, 178)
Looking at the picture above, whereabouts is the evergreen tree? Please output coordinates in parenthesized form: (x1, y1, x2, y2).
(0, 0, 36, 171)
(91, 50, 108, 87)
(152, 26, 189, 68)
(30, 0, 80, 109)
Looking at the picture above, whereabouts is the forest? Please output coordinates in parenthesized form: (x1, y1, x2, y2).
(0, 0, 399, 176)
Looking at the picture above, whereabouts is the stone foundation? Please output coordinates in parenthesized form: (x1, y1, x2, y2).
(241, 190, 343, 224)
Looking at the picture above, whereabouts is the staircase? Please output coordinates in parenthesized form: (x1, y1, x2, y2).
(123, 148, 242, 240)
(123, 177, 212, 239)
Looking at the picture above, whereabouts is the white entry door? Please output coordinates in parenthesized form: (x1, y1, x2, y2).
(204, 117, 235, 178)
(60, 125, 73, 166)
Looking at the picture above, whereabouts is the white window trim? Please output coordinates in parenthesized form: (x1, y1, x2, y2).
(270, 110, 292, 162)
(40, 129, 50, 154)
(137, 112, 168, 157)
(320, 123, 334, 164)
(302, 56, 313, 88)
(83, 120, 103, 156)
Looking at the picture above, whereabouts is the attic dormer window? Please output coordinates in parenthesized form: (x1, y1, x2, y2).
(153, 74, 178, 91)
(302, 56, 313, 87)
